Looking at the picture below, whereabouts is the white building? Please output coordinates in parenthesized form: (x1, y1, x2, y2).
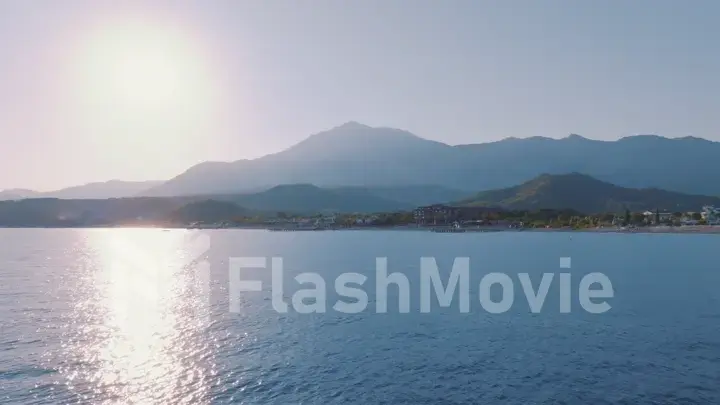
(642, 210, 673, 224)
(312, 214, 336, 226)
(701, 206, 720, 225)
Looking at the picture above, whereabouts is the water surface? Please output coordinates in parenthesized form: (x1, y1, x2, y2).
(0, 229, 718, 404)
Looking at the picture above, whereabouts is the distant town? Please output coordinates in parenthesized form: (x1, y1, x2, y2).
(181, 204, 720, 233)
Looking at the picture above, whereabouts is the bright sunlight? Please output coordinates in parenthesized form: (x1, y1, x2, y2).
(76, 18, 213, 111)
(63, 15, 224, 165)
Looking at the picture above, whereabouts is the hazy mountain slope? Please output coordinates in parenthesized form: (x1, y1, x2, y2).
(264, 121, 459, 163)
(457, 173, 720, 213)
(0, 180, 163, 200)
(50, 180, 164, 199)
(331, 185, 471, 207)
(0, 189, 40, 200)
(223, 184, 411, 214)
(453, 134, 720, 194)
(145, 122, 472, 196)
(143, 122, 720, 197)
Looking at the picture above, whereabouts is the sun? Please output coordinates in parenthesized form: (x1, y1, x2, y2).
(73, 18, 215, 112)
(61, 16, 225, 168)
(101, 41, 184, 108)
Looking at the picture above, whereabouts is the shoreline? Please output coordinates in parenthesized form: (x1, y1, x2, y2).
(2, 224, 720, 234)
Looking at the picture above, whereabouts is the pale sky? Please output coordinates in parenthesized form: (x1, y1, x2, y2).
(1, 0, 718, 191)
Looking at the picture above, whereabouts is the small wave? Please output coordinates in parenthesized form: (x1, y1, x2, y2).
(0, 367, 58, 380)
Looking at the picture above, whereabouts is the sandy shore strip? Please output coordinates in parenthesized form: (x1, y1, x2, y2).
(578, 225, 720, 234)
(261, 225, 720, 234)
(11, 224, 718, 234)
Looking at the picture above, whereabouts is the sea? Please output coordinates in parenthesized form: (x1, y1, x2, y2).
(0, 228, 718, 404)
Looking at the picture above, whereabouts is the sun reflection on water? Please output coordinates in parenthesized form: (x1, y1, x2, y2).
(66, 229, 213, 404)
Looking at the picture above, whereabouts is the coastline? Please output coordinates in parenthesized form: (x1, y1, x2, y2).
(3, 224, 720, 234)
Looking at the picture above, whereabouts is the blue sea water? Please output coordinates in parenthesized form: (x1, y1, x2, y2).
(0, 228, 719, 404)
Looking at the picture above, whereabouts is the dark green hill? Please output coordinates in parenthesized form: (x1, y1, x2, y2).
(168, 200, 248, 223)
(331, 185, 470, 207)
(226, 184, 410, 214)
(456, 173, 720, 213)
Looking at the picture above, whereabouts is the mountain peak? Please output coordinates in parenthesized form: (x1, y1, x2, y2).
(565, 134, 587, 140)
(533, 172, 602, 183)
(618, 134, 666, 142)
(335, 121, 370, 130)
(263, 121, 447, 165)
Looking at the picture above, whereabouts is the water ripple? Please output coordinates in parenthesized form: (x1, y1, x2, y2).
(0, 229, 718, 404)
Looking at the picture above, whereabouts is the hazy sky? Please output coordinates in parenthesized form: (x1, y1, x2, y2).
(1, 0, 719, 190)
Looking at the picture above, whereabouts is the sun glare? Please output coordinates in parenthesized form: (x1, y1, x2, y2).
(102, 41, 185, 108)
(78, 20, 208, 110)
(64, 16, 224, 158)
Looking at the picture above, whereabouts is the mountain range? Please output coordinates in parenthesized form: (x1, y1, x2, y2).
(144, 122, 720, 197)
(2, 173, 719, 226)
(4, 122, 720, 200)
